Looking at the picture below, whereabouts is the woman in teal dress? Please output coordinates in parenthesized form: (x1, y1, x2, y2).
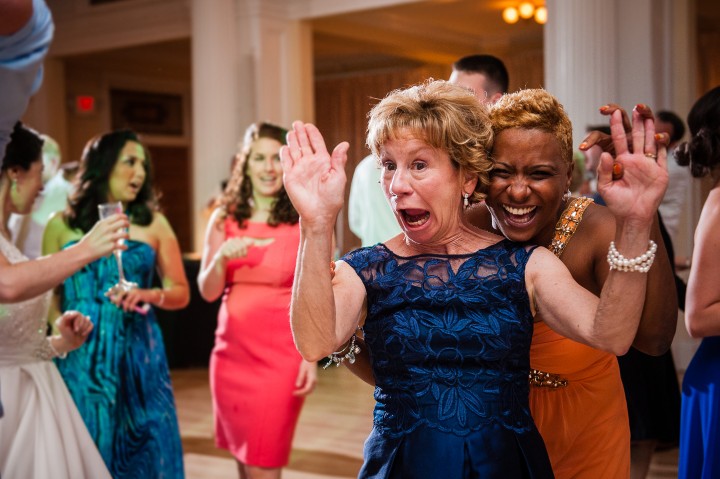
(43, 129, 189, 478)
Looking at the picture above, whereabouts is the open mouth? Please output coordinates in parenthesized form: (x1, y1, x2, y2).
(400, 208, 430, 227)
(502, 204, 537, 224)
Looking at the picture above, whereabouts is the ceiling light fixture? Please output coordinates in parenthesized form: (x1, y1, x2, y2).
(502, 2, 547, 25)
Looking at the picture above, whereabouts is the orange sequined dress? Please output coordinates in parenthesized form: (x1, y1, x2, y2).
(529, 197, 630, 479)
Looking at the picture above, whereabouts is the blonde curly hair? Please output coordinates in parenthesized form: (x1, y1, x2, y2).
(366, 79, 494, 203)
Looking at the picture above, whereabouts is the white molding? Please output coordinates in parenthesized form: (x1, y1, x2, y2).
(284, 0, 421, 20)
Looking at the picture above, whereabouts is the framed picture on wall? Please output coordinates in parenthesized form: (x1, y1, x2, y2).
(110, 89, 184, 136)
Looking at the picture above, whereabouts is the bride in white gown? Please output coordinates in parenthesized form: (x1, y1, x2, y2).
(0, 123, 111, 479)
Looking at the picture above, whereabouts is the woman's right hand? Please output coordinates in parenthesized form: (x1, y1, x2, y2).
(280, 121, 350, 229)
(53, 310, 94, 354)
(216, 237, 255, 262)
(77, 213, 129, 261)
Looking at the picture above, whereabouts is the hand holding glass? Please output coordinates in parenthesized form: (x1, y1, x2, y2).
(97, 202, 149, 314)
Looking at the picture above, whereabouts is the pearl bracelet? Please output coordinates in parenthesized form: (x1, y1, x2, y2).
(607, 240, 658, 273)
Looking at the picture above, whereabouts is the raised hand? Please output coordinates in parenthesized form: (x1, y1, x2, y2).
(596, 109, 669, 224)
(579, 103, 669, 156)
(280, 121, 349, 229)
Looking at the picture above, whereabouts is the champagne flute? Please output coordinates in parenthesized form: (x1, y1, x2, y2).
(98, 201, 134, 290)
(98, 202, 148, 314)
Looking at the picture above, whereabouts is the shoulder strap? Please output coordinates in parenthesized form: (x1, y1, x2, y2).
(549, 196, 594, 258)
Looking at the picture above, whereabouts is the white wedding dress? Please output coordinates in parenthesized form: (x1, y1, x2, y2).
(0, 235, 111, 479)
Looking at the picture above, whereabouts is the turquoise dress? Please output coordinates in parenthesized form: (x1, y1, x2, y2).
(342, 241, 553, 479)
(55, 240, 184, 479)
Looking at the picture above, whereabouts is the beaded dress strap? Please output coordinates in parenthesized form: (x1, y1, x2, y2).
(549, 196, 594, 258)
(530, 196, 593, 389)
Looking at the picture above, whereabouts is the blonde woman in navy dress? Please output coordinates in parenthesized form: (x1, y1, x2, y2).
(283, 80, 669, 478)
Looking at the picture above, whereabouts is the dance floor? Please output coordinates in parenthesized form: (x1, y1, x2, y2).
(172, 364, 680, 479)
(174, 365, 375, 478)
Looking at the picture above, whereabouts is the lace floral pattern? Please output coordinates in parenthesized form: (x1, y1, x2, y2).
(342, 240, 537, 438)
(0, 235, 55, 364)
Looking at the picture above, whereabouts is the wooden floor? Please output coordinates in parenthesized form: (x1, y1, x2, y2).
(174, 366, 375, 478)
(172, 365, 680, 479)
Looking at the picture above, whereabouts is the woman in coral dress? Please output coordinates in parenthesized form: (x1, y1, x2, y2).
(198, 122, 317, 479)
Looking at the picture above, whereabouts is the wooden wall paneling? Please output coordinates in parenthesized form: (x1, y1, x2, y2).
(148, 146, 192, 252)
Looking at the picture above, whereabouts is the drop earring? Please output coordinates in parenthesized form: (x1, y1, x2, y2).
(463, 192, 469, 208)
(562, 189, 571, 202)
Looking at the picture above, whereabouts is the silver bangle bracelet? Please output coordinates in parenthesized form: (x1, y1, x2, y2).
(48, 338, 68, 359)
(324, 329, 362, 369)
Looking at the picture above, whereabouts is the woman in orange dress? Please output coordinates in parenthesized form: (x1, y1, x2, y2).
(470, 90, 678, 478)
(197, 122, 317, 479)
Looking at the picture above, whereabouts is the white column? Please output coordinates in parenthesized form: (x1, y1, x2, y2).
(190, 0, 241, 251)
(544, 0, 672, 144)
(241, 1, 314, 125)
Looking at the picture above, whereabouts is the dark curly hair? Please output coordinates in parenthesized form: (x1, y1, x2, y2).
(1, 122, 44, 172)
(676, 86, 720, 178)
(218, 122, 298, 227)
(65, 129, 158, 233)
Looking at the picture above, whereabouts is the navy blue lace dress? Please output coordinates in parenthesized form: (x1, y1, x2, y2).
(342, 240, 554, 479)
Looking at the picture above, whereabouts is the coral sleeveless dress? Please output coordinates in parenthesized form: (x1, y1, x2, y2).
(529, 197, 630, 479)
(343, 241, 554, 479)
(210, 219, 304, 468)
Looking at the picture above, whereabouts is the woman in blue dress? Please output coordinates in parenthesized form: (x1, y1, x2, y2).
(42, 129, 189, 478)
(676, 86, 720, 479)
(281, 80, 669, 478)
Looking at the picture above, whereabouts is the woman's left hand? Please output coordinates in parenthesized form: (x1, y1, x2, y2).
(292, 359, 318, 396)
(597, 108, 669, 225)
(106, 286, 151, 314)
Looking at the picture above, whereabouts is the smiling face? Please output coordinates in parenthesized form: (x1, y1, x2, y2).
(380, 131, 476, 246)
(8, 158, 44, 215)
(107, 140, 147, 205)
(485, 128, 573, 246)
(246, 136, 284, 200)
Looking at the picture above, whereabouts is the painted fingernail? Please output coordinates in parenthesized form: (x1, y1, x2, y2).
(635, 103, 645, 111)
(599, 105, 609, 111)
(612, 162, 624, 181)
(579, 142, 588, 149)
